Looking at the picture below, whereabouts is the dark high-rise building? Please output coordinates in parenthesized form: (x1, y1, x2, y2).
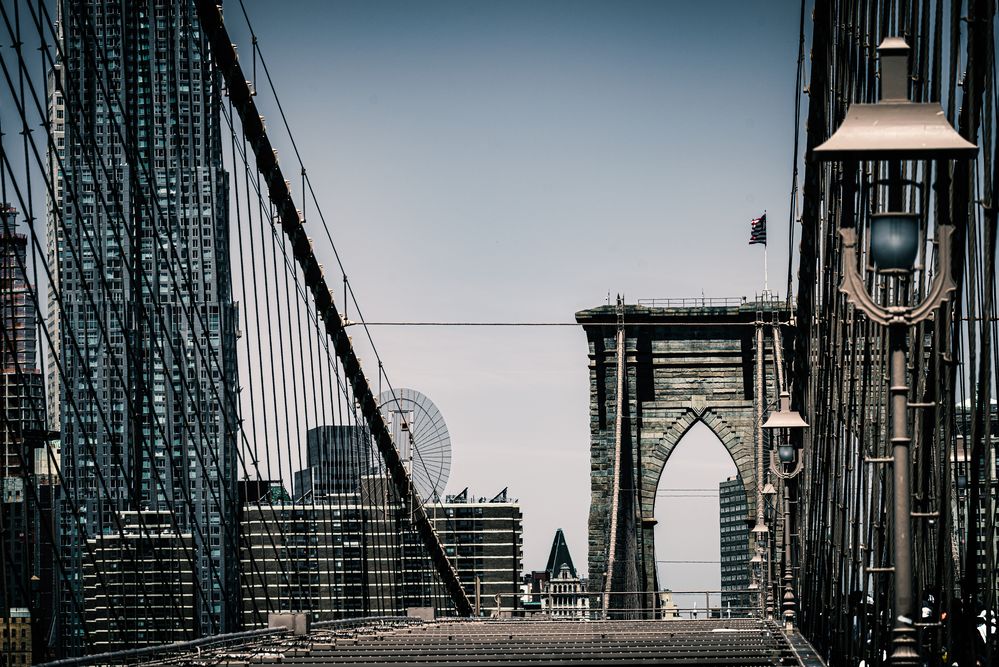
(49, 1, 238, 651)
(30, 440, 60, 663)
(0, 204, 47, 647)
(952, 405, 998, 594)
(292, 426, 374, 499)
(719, 476, 750, 614)
(239, 476, 441, 626)
(434, 488, 523, 616)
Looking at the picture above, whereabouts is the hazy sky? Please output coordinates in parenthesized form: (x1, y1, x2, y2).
(232, 0, 806, 588)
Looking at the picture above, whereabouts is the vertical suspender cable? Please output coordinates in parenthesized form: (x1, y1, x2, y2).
(601, 297, 626, 619)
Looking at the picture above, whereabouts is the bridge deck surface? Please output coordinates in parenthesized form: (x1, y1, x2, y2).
(186, 618, 815, 666)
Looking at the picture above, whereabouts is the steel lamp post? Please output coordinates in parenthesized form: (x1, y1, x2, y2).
(814, 37, 977, 665)
(749, 548, 763, 618)
(762, 482, 778, 619)
(764, 391, 808, 631)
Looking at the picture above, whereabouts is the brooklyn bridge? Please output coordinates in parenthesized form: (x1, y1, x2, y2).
(0, 1, 996, 665)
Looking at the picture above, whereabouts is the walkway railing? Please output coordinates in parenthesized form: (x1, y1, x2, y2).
(637, 293, 788, 309)
(499, 588, 763, 621)
(638, 296, 749, 308)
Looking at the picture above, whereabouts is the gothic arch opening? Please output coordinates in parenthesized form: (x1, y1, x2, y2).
(652, 420, 747, 618)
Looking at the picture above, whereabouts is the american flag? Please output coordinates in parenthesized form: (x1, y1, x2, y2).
(749, 213, 767, 245)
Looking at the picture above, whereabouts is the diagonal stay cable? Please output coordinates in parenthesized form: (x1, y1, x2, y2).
(193, 0, 472, 616)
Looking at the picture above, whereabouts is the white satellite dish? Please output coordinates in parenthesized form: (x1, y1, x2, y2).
(377, 388, 452, 502)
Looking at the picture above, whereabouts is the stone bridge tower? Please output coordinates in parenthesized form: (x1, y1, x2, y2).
(576, 298, 793, 617)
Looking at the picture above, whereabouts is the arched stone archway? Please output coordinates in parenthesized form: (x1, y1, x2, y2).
(643, 408, 753, 612)
(644, 407, 755, 514)
(577, 300, 791, 617)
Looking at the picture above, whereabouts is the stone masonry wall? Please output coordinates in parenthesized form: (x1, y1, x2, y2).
(578, 303, 790, 615)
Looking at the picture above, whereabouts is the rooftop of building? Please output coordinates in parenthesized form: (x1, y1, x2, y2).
(444, 487, 518, 504)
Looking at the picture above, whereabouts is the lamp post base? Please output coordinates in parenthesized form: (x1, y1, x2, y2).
(782, 584, 795, 630)
(890, 624, 920, 665)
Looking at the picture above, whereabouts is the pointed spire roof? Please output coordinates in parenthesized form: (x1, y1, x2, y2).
(545, 528, 576, 578)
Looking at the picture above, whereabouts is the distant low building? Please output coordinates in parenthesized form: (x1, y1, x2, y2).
(543, 563, 589, 619)
(533, 529, 589, 619)
(434, 488, 523, 617)
(83, 511, 196, 649)
(658, 590, 679, 619)
(520, 570, 548, 615)
(0, 607, 31, 666)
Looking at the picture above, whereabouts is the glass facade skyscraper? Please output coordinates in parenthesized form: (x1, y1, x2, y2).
(48, 0, 238, 652)
(719, 475, 750, 615)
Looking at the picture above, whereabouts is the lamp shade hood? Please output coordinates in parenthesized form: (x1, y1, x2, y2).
(814, 38, 976, 161)
(763, 391, 809, 430)
(813, 103, 977, 160)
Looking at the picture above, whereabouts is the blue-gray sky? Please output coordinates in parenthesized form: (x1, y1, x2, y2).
(236, 0, 806, 589)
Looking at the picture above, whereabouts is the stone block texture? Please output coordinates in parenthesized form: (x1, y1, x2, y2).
(576, 303, 792, 616)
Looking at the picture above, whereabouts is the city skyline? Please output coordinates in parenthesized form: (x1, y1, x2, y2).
(0, 0, 804, 584)
(230, 0, 804, 576)
(0, 2, 797, 600)
(2, 1, 994, 663)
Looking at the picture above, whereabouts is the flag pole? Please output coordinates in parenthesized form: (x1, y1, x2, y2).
(763, 210, 768, 294)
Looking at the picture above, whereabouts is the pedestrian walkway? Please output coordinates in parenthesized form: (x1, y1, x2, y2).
(178, 618, 818, 666)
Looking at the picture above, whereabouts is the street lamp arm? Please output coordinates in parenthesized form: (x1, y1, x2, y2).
(838, 227, 893, 326)
(905, 225, 956, 324)
(838, 226, 956, 326)
(770, 451, 804, 480)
